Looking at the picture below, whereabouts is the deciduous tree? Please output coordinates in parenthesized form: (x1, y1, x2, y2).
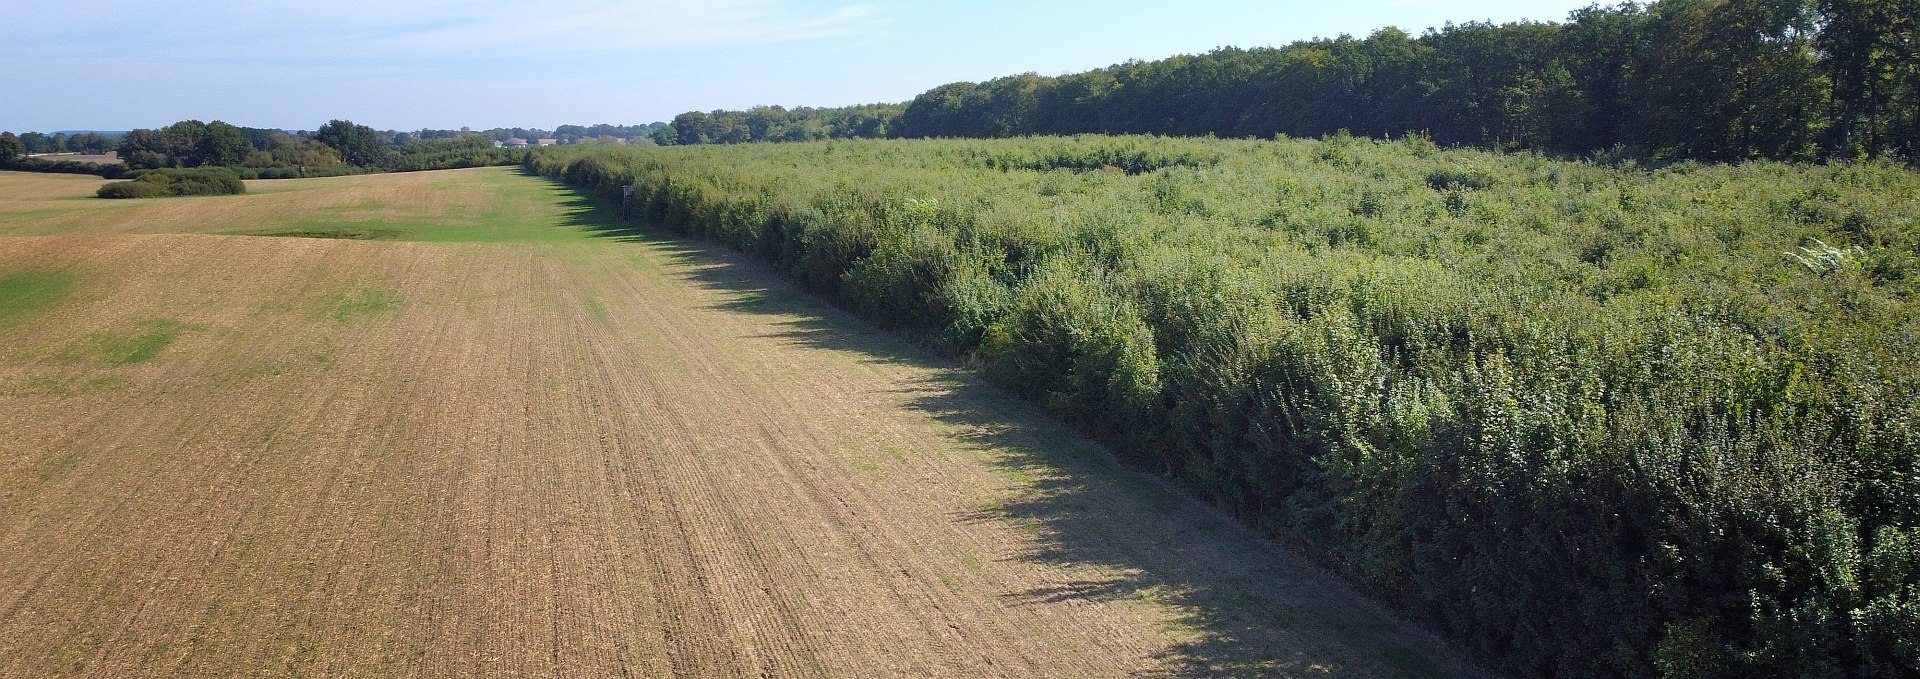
(313, 119, 391, 167)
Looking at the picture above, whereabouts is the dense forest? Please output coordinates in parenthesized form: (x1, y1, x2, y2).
(530, 136, 1920, 678)
(652, 0, 1919, 165)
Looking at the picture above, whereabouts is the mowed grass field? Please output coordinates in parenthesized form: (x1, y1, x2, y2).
(0, 167, 1482, 678)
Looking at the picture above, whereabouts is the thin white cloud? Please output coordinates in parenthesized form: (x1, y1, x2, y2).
(336, 0, 883, 52)
(2, 0, 882, 60)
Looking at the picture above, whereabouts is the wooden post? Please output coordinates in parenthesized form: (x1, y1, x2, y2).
(621, 184, 634, 220)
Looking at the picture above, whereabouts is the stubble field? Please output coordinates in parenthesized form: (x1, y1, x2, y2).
(0, 167, 1479, 677)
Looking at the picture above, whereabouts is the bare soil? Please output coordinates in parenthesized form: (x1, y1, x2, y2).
(0, 169, 1484, 678)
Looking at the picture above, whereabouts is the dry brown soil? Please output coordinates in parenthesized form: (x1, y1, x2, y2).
(0, 168, 1484, 678)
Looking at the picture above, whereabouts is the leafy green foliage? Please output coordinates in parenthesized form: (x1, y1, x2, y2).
(642, 0, 1918, 165)
(530, 136, 1920, 677)
(651, 104, 903, 146)
(0, 133, 22, 163)
(115, 120, 253, 169)
(384, 135, 523, 171)
(85, 118, 520, 178)
(97, 167, 245, 198)
(93, 181, 171, 199)
(313, 119, 392, 168)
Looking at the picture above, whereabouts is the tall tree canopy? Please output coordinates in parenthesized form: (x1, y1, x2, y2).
(115, 120, 254, 169)
(652, 0, 1920, 164)
(312, 119, 391, 167)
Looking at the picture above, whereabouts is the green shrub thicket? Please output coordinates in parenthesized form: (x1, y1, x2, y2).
(97, 167, 246, 198)
(529, 136, 1920, 678)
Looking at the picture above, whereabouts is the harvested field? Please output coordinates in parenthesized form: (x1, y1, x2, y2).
(0, 167, 1482, 677)
(21, 153, 119, 164)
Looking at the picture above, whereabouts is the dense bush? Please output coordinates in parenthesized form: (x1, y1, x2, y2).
(97, 167, 246, 198)
(247, 167, 301, 180)
(94, 181, 170, 199)
(530, 136, 1920, 678)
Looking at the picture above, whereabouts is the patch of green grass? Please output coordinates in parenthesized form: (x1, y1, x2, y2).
(54, 319, 188, 365)
(0, 269, 80, 325)
(583, 296, 611, 323)
(249, 173, 622, 244)
(420, 174, 619, 243)
(321, 287, 398, 322)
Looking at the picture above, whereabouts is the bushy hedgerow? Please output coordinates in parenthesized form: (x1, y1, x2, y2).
(94, 180, 170, 199)
(528, 136, 1920, 678)
(237, 164, 362, 180)
(3, 157, 128, 177)
(97, 167, 246, 198)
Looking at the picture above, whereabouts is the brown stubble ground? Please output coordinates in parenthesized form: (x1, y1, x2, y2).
(0, 173, 1485, 678)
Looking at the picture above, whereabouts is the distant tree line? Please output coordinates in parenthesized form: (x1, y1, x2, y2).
(648, 105, 904, 145)
(3, 120, 671, 175)
(5, 119, 673, 179)
(0, 131, 118, 157)
(653, 0, 1919, 164)
(407, 122, 666, 146)
(100, 119, 525, 178)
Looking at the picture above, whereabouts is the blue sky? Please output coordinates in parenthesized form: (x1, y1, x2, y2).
(1, 0, 1604, 132)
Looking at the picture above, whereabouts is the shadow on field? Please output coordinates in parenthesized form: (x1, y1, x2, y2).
(542, 182, 651, 243)
(546, 178, 1475, 679)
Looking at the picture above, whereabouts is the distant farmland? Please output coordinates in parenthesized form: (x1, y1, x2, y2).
(28, 151, 119, 164)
